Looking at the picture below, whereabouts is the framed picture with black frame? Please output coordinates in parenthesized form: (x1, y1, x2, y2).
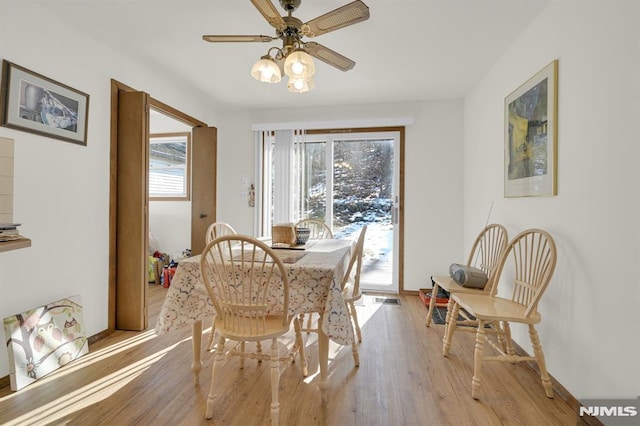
(0, 60, 89, 146)
(504, 60, 558, 197)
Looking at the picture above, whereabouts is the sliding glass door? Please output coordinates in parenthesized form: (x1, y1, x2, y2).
(289, 131, 400, 293)
(258, 128, 401, 293)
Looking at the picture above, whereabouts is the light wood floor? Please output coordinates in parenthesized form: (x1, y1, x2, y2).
(0, 285, 582, 425)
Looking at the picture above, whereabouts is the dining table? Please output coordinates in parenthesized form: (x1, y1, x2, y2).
(154, 237, 355, 405)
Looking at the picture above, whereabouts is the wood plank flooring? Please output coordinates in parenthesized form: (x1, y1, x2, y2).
(0, 285, 583, 425)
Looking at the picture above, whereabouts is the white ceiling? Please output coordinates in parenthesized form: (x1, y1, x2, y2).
(36, 0, 550, 112)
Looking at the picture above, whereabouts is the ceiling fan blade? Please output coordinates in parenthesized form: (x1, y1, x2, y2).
(302, 1, 370, 38)
(202, 35, 276, 43)
(250, 0, 286, 30)
(304, 42, 356, 72)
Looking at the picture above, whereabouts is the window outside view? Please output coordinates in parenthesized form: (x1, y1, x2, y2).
(295, 138, 395, 288)
(149, 133, 190, 199)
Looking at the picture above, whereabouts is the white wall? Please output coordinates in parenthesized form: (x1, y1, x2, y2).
(148, 201, 191, 259)
(0, 3, 216, 377)
(464, 0, 640, 399)
(215, 111, 257, 235)
(217, 100, 465, 293)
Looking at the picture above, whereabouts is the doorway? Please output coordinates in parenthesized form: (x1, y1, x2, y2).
(109, 80, 216, 332)
(148, 110, 193, 262)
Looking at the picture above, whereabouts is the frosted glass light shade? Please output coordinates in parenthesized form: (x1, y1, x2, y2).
(251, 56, 282, 83)
(287, 76, 315, 93)
(284, 50, 315, 78)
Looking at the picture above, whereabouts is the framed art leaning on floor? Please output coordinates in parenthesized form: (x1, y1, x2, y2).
(3, 295, 89, 391)
(0, 60, 89, 146)
(504, 59, 558, 197)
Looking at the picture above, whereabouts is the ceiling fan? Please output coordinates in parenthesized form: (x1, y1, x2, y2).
(202, 0, 370, 93)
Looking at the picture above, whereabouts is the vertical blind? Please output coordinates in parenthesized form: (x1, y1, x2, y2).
(254, 129, 305, 236)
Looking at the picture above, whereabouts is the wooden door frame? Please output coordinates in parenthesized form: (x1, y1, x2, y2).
(109, 79, 208, 332)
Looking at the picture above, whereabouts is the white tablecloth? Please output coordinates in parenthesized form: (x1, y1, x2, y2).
(155, 238, 355, 345)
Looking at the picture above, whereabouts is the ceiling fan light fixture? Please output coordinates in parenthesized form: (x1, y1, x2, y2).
(287, 76, 315, 93)
(284, 49, 315, 78)
(251, 55, 282, 83)
(204, 0, 371, 93)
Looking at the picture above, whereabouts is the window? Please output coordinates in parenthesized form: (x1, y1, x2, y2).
(257, 129, 397, 237)
(149, 132, 190, 200)
(294, 133, 395, 240)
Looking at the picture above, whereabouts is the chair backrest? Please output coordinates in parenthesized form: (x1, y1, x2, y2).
(341, 226, 367, 297)
(205, 221, 237, 244)
(199, 235, 290, 334)
(295, 219, 334, 239)
(467, 224, 509, 295)
(492, 229, 557, 317)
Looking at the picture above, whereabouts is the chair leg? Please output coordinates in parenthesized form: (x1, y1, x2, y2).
(269, 338, 280, 426)
(442, 297, 455, 341)
(238, 341, 246, 369)
(206, 317, 216, 351)
(305, 313, 313, 334)
(206, 336, 226, 419)
(425, 283, 440, 327)
(443, 301, 460, 357)
(348, 301, 362, 343)
(293, 317, 308, 376)
(350, 332, 360, 368)
(501, 321, 516, 359)
(471, 319, 487, 400)
(529, 324, 554, 398)
(346, 301, 361, 367)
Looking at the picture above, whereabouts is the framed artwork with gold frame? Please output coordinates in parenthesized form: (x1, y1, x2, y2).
(504, 60, 558, 197)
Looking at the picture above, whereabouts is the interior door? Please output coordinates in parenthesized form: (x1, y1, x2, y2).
(116, 90, 149, 330)
(110, 80, 216, 333)
(190, 126, 217, 255)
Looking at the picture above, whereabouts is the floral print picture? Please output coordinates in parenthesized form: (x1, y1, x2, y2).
(3, 295, 88, 391)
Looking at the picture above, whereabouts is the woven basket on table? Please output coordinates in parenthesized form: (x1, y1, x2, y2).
(272, 223, 296, 246)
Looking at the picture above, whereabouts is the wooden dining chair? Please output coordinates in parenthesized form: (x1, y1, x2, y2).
(200, 235, 307, 425)
(342, 225, 367, 367)
(205, 221, 237, 244)
(427, 224, 508, 327)
(297, 226, 367, 367)
(295, 218, 334, 239)
(204, 221, 238, 350)
(445, 229, 557, 400)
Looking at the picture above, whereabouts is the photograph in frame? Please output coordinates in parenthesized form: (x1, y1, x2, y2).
(504, 60, 558, 197)
(0, 60, 89, 146)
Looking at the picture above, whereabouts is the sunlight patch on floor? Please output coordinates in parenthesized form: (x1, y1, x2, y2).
(0, 330, 159, 402)
(301, 296, 386, 384)
(2, 333, 192, 425)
